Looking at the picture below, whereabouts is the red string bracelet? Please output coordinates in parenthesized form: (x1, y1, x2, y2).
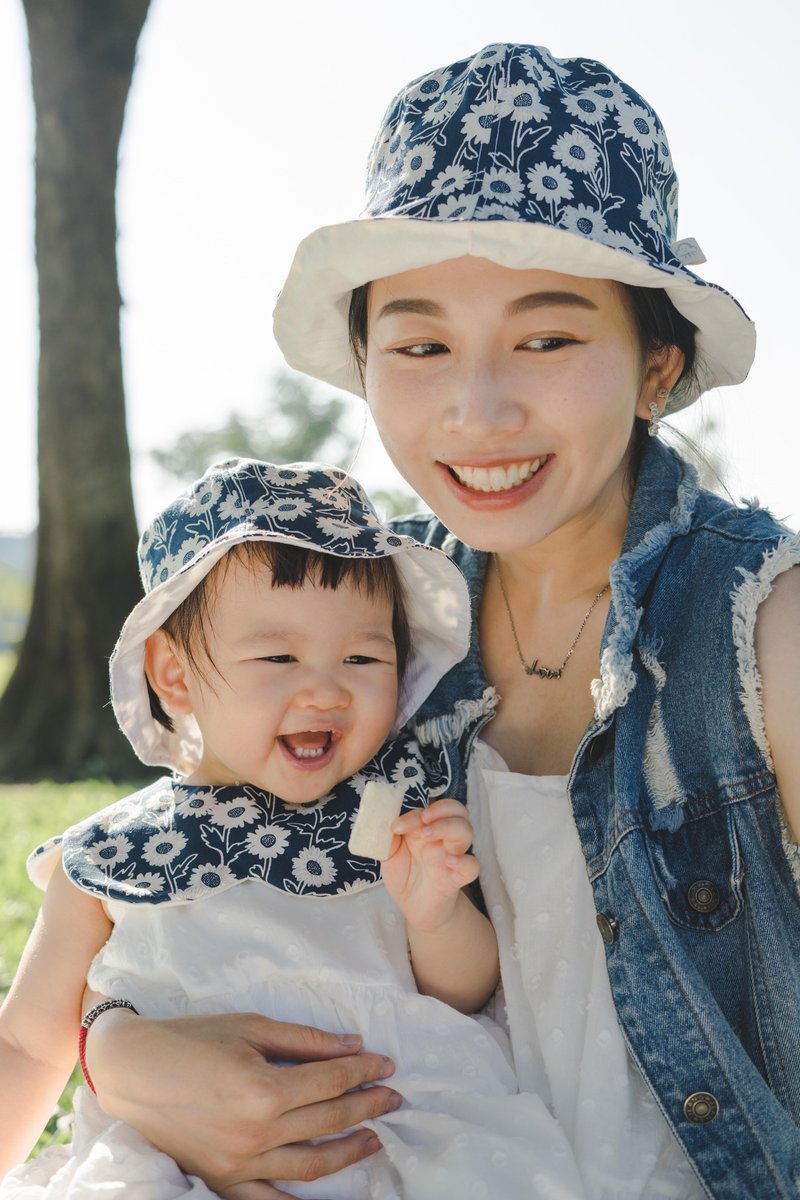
(78, 999, 139, 1093)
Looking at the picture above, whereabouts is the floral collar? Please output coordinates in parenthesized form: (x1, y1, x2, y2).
(28, 735, 432, 904)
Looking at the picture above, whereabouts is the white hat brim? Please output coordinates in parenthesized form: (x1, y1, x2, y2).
(273, 217, 755, 412)
(110, 525, 470, 776)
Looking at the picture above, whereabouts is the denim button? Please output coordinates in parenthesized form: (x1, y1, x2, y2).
(596, 913, 619, 944)
(683, 1092, 719, 1124)
(687, 880, 721, 913)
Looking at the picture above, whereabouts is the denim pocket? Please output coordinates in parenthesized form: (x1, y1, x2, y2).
(647, 804, 746, 932)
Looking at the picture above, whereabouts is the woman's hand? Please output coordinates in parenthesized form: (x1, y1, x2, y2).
(381, 798, 480, 932)
(84, 1006, 400, 1196)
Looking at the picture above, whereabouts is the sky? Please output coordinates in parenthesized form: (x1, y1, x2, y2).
(1, 0, 798, 535)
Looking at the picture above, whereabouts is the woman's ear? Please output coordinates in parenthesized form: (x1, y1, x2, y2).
(144, 630, 194, 716)
(635, 344, 686, 421)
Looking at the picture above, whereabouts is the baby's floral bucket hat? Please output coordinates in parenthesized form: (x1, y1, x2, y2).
(110, 458, 470, 775)
(274, 43, 754, 412)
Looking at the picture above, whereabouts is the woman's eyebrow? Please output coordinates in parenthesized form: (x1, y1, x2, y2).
(506, 291, 599, 316)
(375, 292, 599, 321)
(374, 298, 444, 320)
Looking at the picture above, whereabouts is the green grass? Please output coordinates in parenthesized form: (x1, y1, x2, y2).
(0, 780, 134, 1156)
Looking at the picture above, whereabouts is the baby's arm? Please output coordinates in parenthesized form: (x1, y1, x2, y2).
(0, 860, 112, 1174)
(381, 799, 499, 1014)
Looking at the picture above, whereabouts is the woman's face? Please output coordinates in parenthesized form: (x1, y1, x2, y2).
(365, 257, 674, 554)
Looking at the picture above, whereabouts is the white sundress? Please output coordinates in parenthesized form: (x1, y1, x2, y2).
(2, 773, 586, 1200)
(468, 738, 706, 1200)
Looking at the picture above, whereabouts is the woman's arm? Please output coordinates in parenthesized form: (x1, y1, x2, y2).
(83, 1005, 400, 1197)
(384, 798, 500, 1013)
(755, 564, 800, 840)
(0, 864, 111, 1174)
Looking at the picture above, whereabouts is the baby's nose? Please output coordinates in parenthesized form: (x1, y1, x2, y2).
(295, 672, 350, 710)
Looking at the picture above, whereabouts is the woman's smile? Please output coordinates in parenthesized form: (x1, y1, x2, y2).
(438, 455, 556, 512)
(445, 456, 552, 493)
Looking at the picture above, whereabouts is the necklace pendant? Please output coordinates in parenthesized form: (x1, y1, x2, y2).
(492, 556, 608, 684)
(536, 665, 562, 681)
(523, 660, 562, 680)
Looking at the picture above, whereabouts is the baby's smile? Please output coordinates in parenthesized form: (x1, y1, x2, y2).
(279, 729, 340, 763)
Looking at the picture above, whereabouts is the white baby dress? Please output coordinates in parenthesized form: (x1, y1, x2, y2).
(2, 762, 585, 1200)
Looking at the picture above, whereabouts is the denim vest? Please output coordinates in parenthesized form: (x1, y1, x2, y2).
(394, 439, 800, 1199)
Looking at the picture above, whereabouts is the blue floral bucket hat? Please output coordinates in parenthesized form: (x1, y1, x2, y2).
(274, 43, 754, 412)
(110, 458, 470, 775)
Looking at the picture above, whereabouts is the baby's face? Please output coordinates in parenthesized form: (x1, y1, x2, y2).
(180, 556, 399, 803)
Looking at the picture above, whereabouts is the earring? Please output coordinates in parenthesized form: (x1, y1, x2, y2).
(648, 388, 668, 438)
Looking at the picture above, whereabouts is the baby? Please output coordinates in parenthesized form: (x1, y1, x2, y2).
(1, 459, 563, 1199)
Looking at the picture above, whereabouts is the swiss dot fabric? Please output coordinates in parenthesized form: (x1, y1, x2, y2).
(469, 739, 705, 1199)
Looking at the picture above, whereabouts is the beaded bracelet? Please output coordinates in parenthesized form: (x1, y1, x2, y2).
(78, 999, 139, 1093)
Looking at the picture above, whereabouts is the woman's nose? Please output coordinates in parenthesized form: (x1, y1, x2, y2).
(440, 361, 526, 440)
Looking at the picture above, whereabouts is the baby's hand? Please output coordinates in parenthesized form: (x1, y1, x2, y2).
(380, 799, 480, 933)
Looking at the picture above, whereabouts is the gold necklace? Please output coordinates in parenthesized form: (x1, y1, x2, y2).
(492, 556, 610, 680)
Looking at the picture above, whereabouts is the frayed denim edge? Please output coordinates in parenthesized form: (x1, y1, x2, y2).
(731, 534, 800, 892)
(591, 465, 697, 723)
(414, 687, 500, 749)
(730, 534, 800, 771)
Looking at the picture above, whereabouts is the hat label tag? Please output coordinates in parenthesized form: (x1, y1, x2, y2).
(672, 237, 707, 266)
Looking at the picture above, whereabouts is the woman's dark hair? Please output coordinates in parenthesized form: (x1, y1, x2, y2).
(148, 540, 412, 731)
(622, 284, 699, 484)
(347, 276, 700, 486)
(348, 282, 370, 387)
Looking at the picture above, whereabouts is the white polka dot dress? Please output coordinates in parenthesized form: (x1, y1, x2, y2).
(468, 739, 705, 1200)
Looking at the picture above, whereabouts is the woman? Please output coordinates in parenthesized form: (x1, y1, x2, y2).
(82, 43, 800, 1199)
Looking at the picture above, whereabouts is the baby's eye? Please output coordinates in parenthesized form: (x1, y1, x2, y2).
(393, 342, 448, 358)
(260, 655, 296, 664)
(344, 655, 380, 665)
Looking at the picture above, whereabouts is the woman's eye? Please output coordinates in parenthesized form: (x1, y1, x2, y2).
(520, 336, 576, 352)
(394, 342, 447, 358)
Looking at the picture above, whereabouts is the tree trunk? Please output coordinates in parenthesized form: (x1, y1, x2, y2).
(0, 0, 151, 779)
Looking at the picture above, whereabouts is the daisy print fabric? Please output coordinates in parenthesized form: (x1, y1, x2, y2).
(365, 42, 689, 275)
(137, 459, 409, 594)
(28, 735, 432, 904)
